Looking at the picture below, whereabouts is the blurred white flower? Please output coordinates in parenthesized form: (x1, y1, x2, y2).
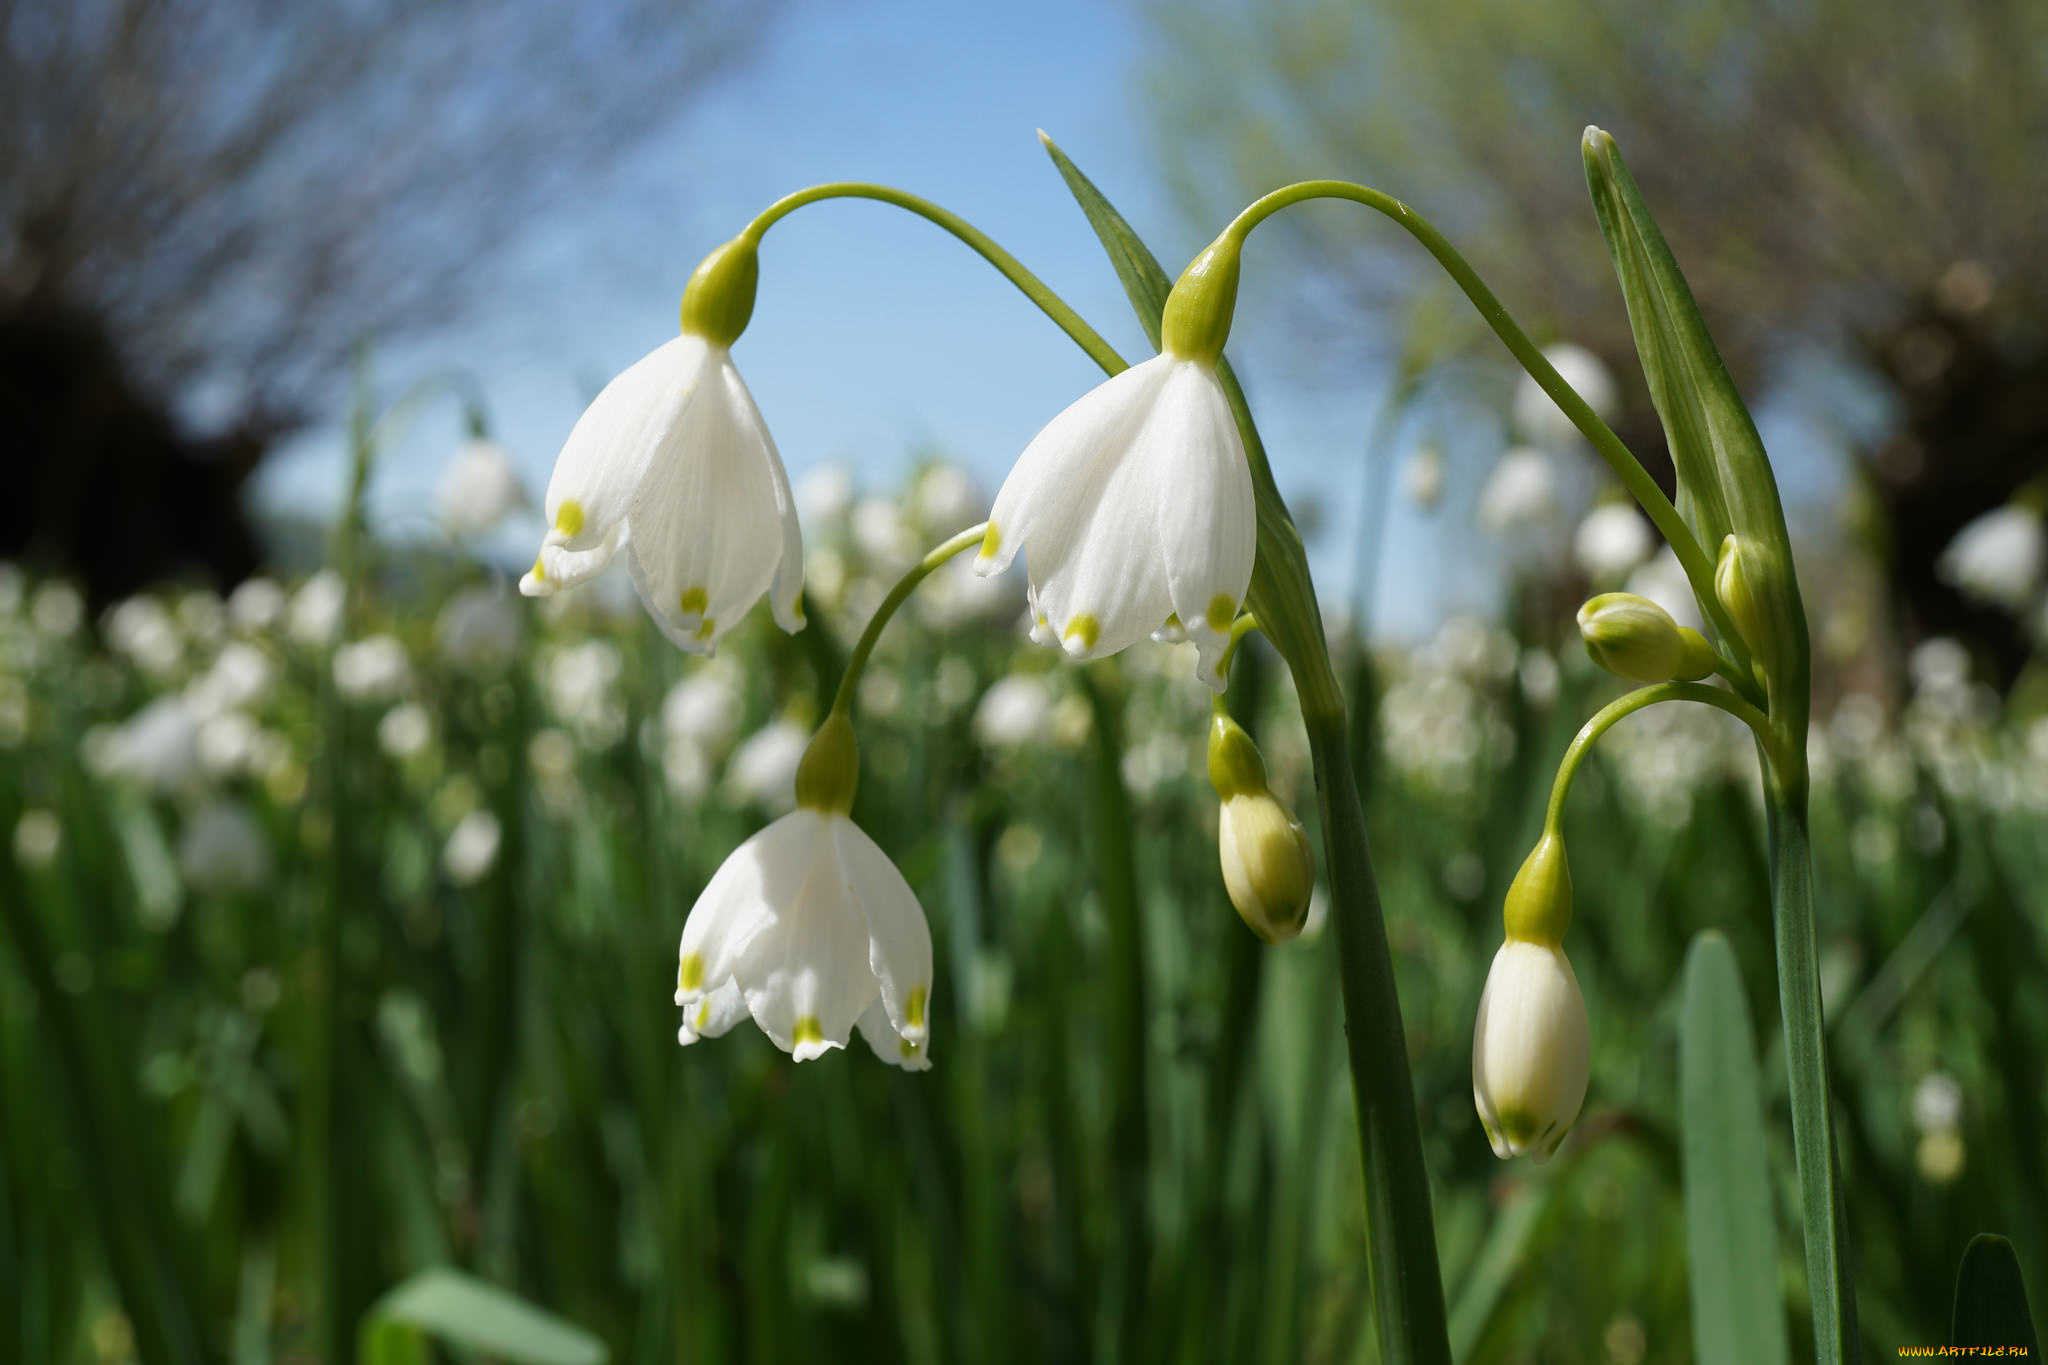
(1911, 1071, 1963, 1134)
(796, 463, 855, 527)
(1512, 342, 1617, 448)
(973, 675, 1053, 749)
(1518, 649, 1561, 710)
(185, 641, 274, 718)
(434, 582, 523, 671)
(442, 809, 503, 886)
(662, 667, 741, 753)
(176, 590, 226, 648)
(437, 438, 527, 538)
(1908, 637, 1971, 698)
(178, 801, 273, 894)
(1401, 446, 1444, 509)
(227, 577, 288, 633)
(1572, 503, 1654, 580)
(1477, 447, 1559, 530)
(662, 737, 713, 801)
(105, 597, 185, 675)
(91, 697, 200, 793)
(519, 334, 804, 655)
(31, 582, 84, 638)
(725, 719, 809, 811)
(542, 640, 625, 747)
(13, 808, 61, 868)
(196, 710, 262, 779)
(910, 462, 985, 534)
(851, 497, 917, 569)
(1937, 503, 2044, 612)
(1623, 546, 1704, 632)
(978, 352, 1254, 691)
(288, 571, 347, 648)
(378, 702, 434, 760)
(1472, 939, 1589, 1162)
(676, 808, 932, 1069)
(333, 635, 411, 702)
(917, 554, 1015, 629)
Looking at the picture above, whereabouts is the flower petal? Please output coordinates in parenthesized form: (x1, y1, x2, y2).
(727, 817, 880, 1060)
(676, 809, 823, 1005)
(1151, 364, 1255, 691)
(833, 818, 933, 1043)
(540, 334, 710, 561)
(676, 977, 748, 1046)
(855, 995, 932, 1072)
(624, 348, 790, 653)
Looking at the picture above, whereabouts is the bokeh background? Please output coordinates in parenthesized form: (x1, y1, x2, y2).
(4, 2, 2045, 1361)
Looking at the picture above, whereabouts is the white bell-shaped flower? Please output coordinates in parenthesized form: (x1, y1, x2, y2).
(1471, 938, 1590, 1162)
(1937, 503, 2045, 613)
(676, 716, 933, 1070)
(975, 353, 1254, 690)
(519, 332, 803, 654)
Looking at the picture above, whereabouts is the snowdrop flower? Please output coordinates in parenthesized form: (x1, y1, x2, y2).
(1572, 503, 1654, 580)
(725, 718, 809, 811)
(1401, 446, 1445, 509)
(185, 641, 274, 718)
(1473, 834, 1589, 1162)
(227, 577, 287, 634)
(973, 675, 1053, 749)
(662, 666, 742, 752)
(676, 715, 932, 1068)
(443, 809, 503, 886)
(196, 710, 262, 779)
(1513, 342, 1617, 448)
(910, 462, 985, 535)
(105, 597, 184, 675)
(541, 640, 625, 747)
(519, 237, 802, 655)
(438, 438, 527, 539)
(434, 583, 524, 671)
(288, 571, 347, 648)
(177, 801, 272, 895)
(1911, 1071, 1963, 1134)
(917, 553, 1015, 629)
(1477, 447, 1559, 530)
(1937, 503, 2044, 612)
(91, 697, 201, 794)
(975, 279, 1255, 691)
(333, 635, 411, 702)
(378, 702, 434, 761)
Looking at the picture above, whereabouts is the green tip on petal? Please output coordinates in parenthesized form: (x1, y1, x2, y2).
(792, 1015, 825, 1047)
(554, 500, 585, 537)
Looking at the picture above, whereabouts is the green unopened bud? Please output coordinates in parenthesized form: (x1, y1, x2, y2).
(1218, 791, 1316, 943)
(1714, 534, 1767, 659)
(1206, 710, 1267, 800)
(678, 234, 761, 348)
(793, 711, 859, 815)
(1576, 592, 1716, 683)
(1502, 831, 1572, 946)
(1159, 232, 1241, 366)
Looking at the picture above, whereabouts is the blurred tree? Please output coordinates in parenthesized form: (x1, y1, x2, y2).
(0, 0, 776, 603)
(1142, 0, 2048, 682)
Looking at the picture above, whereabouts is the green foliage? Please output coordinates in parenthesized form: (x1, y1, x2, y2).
(1951, 1235, 2040, 1355)
(360, 1268, 607, 1365)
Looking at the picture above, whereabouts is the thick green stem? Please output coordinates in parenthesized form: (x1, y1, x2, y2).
(745, 184, 1127, 377)
(1304, 713, 1449, 1365)
(1767, 791, 1857, 1361)
(1221, 181, 1757, 688)
(827, 523, 987, 719)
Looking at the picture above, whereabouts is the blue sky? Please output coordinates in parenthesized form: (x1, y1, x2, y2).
(259, 1, 1824, 642)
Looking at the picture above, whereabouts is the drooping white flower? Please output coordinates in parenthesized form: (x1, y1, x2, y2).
(443, 809, 503, 886)
(976, 353, 1255, 691)
(725, 719, 809, 811)
(437, 438, 528, 539)
(1513, 342, 1617, 448)
(378, 702, 434, 761)
(1572, 503, 1654, 580)
(333, 635, 411, 702)
(1937, 503, 2045, 612)
(662, 666, 742, 753)
(90, 697, 201, 794)
(185, 641, 274, 718)
(195, 710, 262, 779)
(227, 577, 287, 634)
(675, 807, 932, 1069)
(105, 597, 184, 676)
(1477, 447, 1559, 530)
(1472, 939, 1590, 1162)
(518, 333, 803, 655)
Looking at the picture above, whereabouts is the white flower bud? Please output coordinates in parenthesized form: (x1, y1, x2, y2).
(1218, 790, 1315, 943)
(1472, 939, 1590, 1162)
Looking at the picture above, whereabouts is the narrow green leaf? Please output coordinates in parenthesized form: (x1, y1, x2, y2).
(1038, 131, 1170, 352)
(1952, 1235, 2041, 1354)
(359, 1268, 608, 1365)
(1680, 932, 1789, 1365)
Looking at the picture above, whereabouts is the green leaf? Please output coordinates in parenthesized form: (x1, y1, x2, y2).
(358, 1268, 608, 1365)
(1038, 131, 1171, 353)
(1952, 1235, 2041, 1354)
(1680, 932, 1789, 1365)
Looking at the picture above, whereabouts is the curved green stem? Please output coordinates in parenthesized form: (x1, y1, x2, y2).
(1212, 613, 1263, 691)
(745, 184, 1128, 377)
(828, 522, 989, 719)
(1219, 181, 1756, 684)
(1543, 681, 1776, 834)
